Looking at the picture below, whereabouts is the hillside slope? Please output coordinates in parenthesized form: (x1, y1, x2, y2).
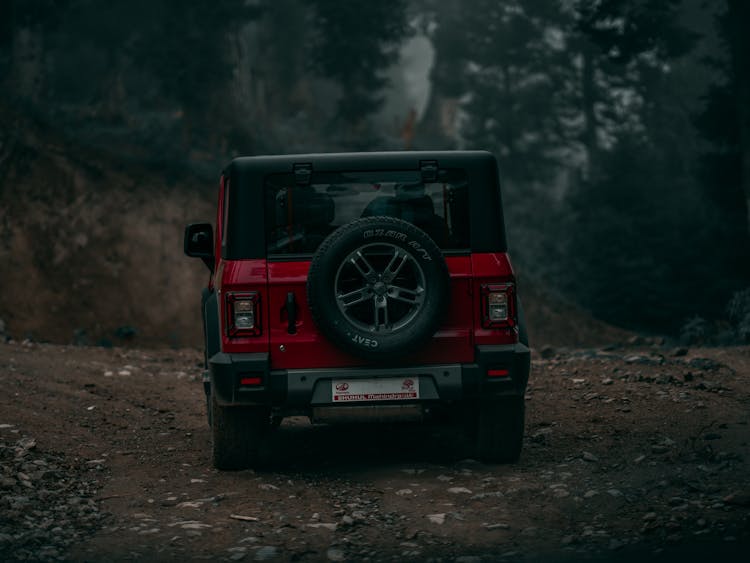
(0, 109, 212, 347)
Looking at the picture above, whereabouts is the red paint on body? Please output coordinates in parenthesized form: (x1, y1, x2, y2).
(215, 252, 517, 369)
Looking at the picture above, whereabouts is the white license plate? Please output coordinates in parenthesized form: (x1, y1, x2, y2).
(331, 377, 419, 402)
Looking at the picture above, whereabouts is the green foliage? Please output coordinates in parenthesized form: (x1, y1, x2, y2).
(575, 0, 695, 65)
(460, 1, 575, 183)
(309, 0, 409, 130)
(727, 288, 750, 342)
(679, 316, 711, 346)
(695, 1, 749, 246)
(562, 132, 725, 331)
(133, 1, 260, 109)
(679, 286, 750, 345)
(458, 0, 749, 334)
(4, 0, 411, 154)
(559, 0, 748, 331)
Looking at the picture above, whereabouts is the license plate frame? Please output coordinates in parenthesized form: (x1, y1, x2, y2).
(331, 377, 420, 403)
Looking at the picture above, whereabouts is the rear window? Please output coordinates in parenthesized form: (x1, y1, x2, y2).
(264, 170, 469, 256)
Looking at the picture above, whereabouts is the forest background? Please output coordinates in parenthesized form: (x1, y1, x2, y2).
(0, 0, 748, 347)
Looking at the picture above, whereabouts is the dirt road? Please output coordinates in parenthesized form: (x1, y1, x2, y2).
(1, 341, 749, 562)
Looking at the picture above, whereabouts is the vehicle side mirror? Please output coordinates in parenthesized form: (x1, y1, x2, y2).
(184, 223, 214, 272)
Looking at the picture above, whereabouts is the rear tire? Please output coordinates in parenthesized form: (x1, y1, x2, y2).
(307, 216, 449, 361)
(474, 396, 525, 463)
(211, 394, 269, 470)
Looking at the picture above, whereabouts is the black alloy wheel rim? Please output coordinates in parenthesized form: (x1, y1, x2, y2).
(334, 243, 426, 333)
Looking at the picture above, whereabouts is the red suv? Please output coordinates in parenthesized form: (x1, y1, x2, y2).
(185, 151, 530, 469)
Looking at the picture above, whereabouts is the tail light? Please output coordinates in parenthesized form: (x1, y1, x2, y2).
(481, 283, 516, 329)
(226, 291, 261, 336)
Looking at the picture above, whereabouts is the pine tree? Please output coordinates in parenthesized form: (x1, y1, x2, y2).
(308, 0, 410, 148)
(460, 0, 576, 184)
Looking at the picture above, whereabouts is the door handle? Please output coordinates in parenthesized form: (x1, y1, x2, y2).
(286, 292, 297, 334)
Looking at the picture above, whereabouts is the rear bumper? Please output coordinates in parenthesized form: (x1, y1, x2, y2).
(209, 343, 530, 409)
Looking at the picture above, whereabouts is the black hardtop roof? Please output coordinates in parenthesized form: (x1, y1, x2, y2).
(225, 150, 498, 178)
(222, 150, 507, 258)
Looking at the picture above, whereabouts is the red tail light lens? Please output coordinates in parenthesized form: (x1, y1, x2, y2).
(481, 283, 516, 329)
(226, 292, 261, 337)
(239, 375, 263, 386)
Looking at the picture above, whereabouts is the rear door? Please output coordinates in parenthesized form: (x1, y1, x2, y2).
(264, 168, 474, 370)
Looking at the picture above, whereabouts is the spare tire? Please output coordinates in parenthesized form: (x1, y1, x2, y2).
(307, 216, 450, 361)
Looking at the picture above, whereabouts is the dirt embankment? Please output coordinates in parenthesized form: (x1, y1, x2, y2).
(0, 110, 213, 348)
(1, 341, 748, 562)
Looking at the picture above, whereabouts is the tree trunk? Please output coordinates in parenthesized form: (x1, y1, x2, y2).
(414, 4, 464, 151)
(10, 23, 44, 104)
(580, 43, 598, 180)
(502, 62, 514, 158)
(728, 0, 750, 235)
(415, 80, 456, 150)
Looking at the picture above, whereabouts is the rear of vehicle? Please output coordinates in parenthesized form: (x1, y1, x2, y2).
(186, 151, 530, 469)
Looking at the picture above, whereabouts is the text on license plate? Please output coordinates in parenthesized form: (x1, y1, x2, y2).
(331, 377, 419, 402)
